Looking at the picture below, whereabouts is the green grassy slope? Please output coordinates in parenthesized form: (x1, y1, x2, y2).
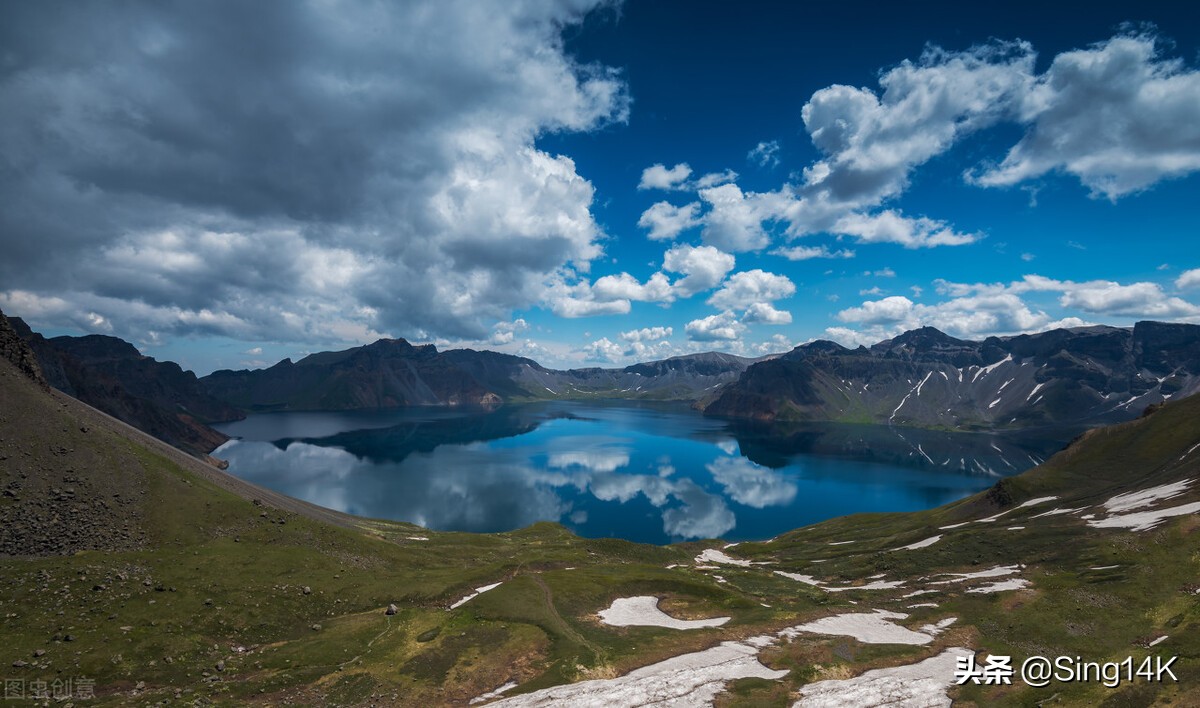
(3, 345, 1200, 705)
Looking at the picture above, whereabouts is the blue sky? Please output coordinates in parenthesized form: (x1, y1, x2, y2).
(2, 0, 1199, 374)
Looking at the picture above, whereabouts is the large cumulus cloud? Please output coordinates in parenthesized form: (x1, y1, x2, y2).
(0, 0, 627, 343)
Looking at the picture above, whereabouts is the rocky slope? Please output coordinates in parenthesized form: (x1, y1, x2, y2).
(706, 322, 1200, 430)
(200, 341, 756, 412)
(9, 315, 241, 457)
(3, 310, 1199, 704)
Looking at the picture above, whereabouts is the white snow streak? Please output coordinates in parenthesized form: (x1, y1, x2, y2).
(966, 578, 1030, 593)
(695, 548, 753, 567)
(894, 535, 941, 551)
(1087, 502, 1200, 532)
(1015, 496, 1058, 509)
(972, 354, 1011, 383)
(450, 582, 503, 610)
(1103, 479, 1193, 514)
(915, 371, 933, 396)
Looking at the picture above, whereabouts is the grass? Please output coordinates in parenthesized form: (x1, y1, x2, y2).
(3, 357, 1200, 705)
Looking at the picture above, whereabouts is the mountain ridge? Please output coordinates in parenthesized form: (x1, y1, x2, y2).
(3, 308, 1200, 704)
(705, 321, 1200, 430)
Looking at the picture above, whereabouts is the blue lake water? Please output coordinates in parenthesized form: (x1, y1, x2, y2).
(213, 401, 1074, 544)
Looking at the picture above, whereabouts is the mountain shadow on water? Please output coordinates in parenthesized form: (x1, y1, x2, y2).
(272, 405, 578, 464)
(726, 418, 1079, 476)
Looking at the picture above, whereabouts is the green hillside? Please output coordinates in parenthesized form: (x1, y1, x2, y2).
(3, 336, 1199, 705)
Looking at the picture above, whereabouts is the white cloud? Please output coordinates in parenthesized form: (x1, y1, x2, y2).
(591, 272, 674, 303)
(242, 346, 263, 355)
(489, 318, 529, 344)
(662, 244, 737, 297)
(823, 326, 882, 348)
(544, 243, 736, 318)
(547, 284, 632, 318)
(837, 296, 915, 325)
(685, 311, 747, 341)
(620, 32, 1200, 282)
(638, 163, 692, 190)
(969, 34, 1200, 199)
(583, 337, 626, 363)
(0, 0, 630, 347)
(748, 140, 782, 168)
(620, 326, 672, 343)
(1057, 280, 1200, 318)
(831, 272, 1200, 343)
(708, 269, 796, 310)
(771, 245, 855, 260)
(699, 184, 790, 252)
(637, 201, 702, 241)
(1176, 268, 1200, 290)
(834, 211, 980, 249)
(693, 170, 739, 189)
(741, 302, 792, 325)
(791, 40, 1035, 231)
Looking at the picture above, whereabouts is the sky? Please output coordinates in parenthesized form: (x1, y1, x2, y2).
(2, 0, 1200, 375)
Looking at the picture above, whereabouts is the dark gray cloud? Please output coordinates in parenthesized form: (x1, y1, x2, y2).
(0, 0, 627, 343)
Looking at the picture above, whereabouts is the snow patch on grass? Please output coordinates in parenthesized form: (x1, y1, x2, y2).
(470, 681, 517, 705)
(1015, 495, 1058, 509)
(449, 582, 503, 610)
(930, 565, 1021, 585)
(794, 647, 972, 707)
(490, 636, 787, 707)
(774, 572, 904, 592)
(1086, 501, 1200, 532)
(694, 548, 753, 567)
(775, 571, 822, 586)
(598, 596, 730, 630)
(1030, 506, 1086, 519)
(894, 535, 941, 551)
(967, 578, 1030, 593)
(1102, 479, 1193, 514)
(781, 609, 939, 645)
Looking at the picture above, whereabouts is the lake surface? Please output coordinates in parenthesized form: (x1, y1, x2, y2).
(213, 401, 1075, 544)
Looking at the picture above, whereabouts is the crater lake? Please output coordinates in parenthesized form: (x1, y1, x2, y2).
(213, 401, 1076, 544)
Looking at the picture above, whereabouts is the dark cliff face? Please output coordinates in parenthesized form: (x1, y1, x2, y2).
(0, 310, 48, 388)
(9, 318, 240, 456)
(706, 322, 1200, 429)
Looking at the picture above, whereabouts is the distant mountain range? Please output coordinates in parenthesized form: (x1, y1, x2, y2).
(198, 340, 758, 412)
(707, 322, 1200, 429)
(8, 309, 1200, 458)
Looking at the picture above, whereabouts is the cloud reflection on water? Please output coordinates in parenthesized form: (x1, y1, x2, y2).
(214, 401, 1074, 543)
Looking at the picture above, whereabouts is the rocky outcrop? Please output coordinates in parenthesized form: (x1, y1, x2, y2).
(9, 318, 241, 456)
(706, 322, 1200, 429)
(0, 309, 47, 388)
